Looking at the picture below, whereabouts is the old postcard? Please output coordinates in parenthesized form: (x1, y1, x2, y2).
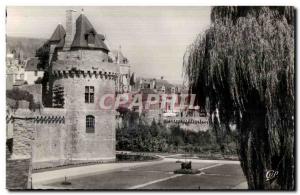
(6, 6, 295, 190)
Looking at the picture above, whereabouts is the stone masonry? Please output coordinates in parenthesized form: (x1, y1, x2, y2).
(6, 109, 35, 190)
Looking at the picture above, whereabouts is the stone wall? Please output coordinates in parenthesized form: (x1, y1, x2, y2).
(53, 75, 116, 110)
(163, 116, 210, 132)
(32, 108, 67, 169)
(11, 110, 35, 159)
(6, 73, 14, 90)
(32, 108, 116, 169)
(6, 158, 31, 190)
(65, 110, 116, 162)
(6, 109, 35, 190)
(56, 75, 116, 162)
(53, 50, 112, 70)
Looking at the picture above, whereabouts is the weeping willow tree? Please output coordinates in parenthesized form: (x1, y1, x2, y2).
(183, 7, 295, 190)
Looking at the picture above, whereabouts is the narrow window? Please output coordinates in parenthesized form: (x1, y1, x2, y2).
(34, 71, 38, 76)
(85, 86, 94, 103)
(86, 115, 95, 133)
(85, 86, 89, 103)
(90, 86, 94, 103)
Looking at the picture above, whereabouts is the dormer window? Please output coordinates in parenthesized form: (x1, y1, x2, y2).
(86, 33, 95, 46)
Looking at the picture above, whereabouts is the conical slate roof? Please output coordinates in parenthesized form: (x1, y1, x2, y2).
(71, 14, 109, 51)
(56, 36, 65, 48)
(49, 24, 66, 42)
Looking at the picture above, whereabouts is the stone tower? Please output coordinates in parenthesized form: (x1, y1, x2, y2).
(46, 11, 117, 163)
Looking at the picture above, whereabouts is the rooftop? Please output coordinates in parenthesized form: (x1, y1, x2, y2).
(50, 13, 109, 51)
(25, 57, 42, 71)
(49, 24, 66, 43)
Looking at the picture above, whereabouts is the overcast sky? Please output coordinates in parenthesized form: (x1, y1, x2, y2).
(6, 6, 211, 84)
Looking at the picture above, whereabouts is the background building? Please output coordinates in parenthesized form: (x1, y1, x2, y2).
(24, 57, 44, 85)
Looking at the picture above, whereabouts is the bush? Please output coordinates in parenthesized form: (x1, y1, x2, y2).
(6, 88, 40, 111)
(181, 161, 192, 169)
(116, 110, 237, 155)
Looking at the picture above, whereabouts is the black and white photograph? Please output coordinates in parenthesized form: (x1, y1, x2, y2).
(5, 4, 296, 191)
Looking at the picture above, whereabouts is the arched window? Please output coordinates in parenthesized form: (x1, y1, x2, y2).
(86, 115, 95, 133)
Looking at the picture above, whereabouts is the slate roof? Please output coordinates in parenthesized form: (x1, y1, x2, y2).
(133, 77, 176, 94)
(49, 14, 109, 51)
(49, 24, 66, 43)
(71, 14, 109, 51)
(155, 79, 174, 90)
(56, 36, 65, 48)
(25, 57, 41, 71)
(96, 34, 105, 41)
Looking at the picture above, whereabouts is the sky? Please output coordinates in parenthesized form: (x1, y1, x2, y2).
(6, 6, 211, 84)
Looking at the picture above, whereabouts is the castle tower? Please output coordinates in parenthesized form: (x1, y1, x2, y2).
(49, 11, 117, 163)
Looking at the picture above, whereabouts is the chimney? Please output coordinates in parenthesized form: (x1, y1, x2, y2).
(64, 9, 77, 50)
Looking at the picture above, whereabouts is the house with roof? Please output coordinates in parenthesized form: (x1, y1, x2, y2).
(109, 47, 131, 93)
(6, 49, 26, 89)
(24, 57, 44, 85)
(6, 65, 25, 89)
(134, 76, 179, 94)
(6, 56, 44, 88)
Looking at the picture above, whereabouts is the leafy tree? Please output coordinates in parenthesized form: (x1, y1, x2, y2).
(34, 77, 43, 84)
(6, 88, 40, 111)
(35, 41, 53, 107)
(35, 41, 50, 70)
(183, 7, 295, 190)
(150, 119, 159, 137)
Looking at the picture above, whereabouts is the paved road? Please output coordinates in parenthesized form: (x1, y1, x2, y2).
(34, 158, 247, 190)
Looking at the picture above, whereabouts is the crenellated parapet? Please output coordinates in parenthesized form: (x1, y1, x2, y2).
(33, 108, 66, 124)
(52, 69, 118, 80)
(7, 114, 65, 124)
(51, 57, 119, 80)
(35, 115, 65, 124)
